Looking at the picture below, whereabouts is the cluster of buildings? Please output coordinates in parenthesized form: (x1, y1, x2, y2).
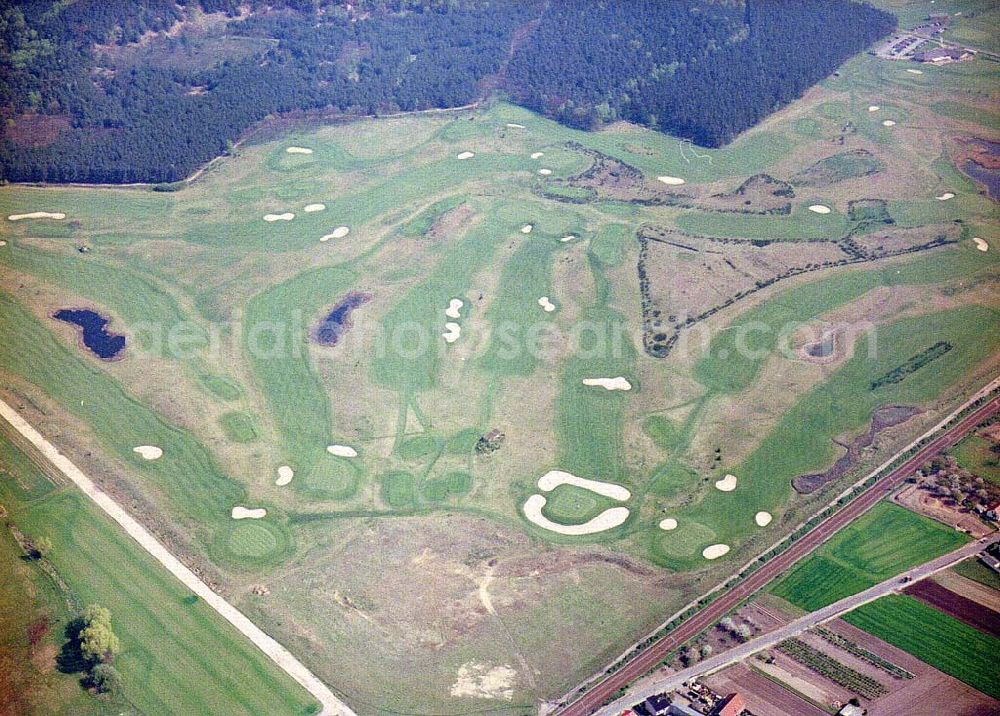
(871, 13, 974, 66)
(621, 691, 747, 716)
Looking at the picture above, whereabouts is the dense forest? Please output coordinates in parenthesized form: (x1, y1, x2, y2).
(0, 0, 895, 184)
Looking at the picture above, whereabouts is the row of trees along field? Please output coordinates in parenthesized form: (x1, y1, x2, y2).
(0, 0, 894, 184)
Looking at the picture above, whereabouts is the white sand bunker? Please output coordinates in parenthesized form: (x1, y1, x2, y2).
(320, 226, 350, 242)
(582, 377, 632, 391)
(657, 176, 685, 186)
(286, 146, 313, 154)
(523, 495, 629, 535)
(715, 474, 738, 492)
(264, 213, 295, 222)
(8, 212, 65, 221)
(327, 444, 358, 458)
(808, 204, 832, 214)
(304, 203, 326, 212)
(868, 105, 880, 112)
(559, 235, 575, 242)
(456, 151, 475, 160)
(450, 662, 516, 700)
(232, 506, 267, 520)
(537, 470, 631, 501)
(530, 152, 544, 159)
(446, 298, 464, 319)
(659, 517, 678, 531)
(703, 544, 730, 560)
(0, 240, 6, 247)
(538, 168, 552, 176)
(443, 322, 461, 343)
(906, 68, 924, 75)
(506, 123, 526, 129)
(936, 192, 954, 201)
(973, 237, 989, 252)
(882, 120, 896, 127)
(755, 511, 773, 527)
(276, 466, 294, 486)
(520, 224, 533, 234)
(538, 296, 556, 312)
(133, 445, 163, 460)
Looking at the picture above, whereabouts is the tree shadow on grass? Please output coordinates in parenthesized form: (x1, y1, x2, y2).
(56, 617, 88, 675)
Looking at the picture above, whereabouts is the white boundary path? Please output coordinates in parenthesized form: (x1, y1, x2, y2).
(0, 398, 355, 716)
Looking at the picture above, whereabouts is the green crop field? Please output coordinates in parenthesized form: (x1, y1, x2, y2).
(772, 503, 969, 611)
(1, 0, 998, 707)
(844, 594, 1000, 698)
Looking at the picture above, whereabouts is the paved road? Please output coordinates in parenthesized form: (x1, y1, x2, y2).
(595, 533, 1000, 715)
(557, 388, 1000, 716)
(0, 398, 355, 716)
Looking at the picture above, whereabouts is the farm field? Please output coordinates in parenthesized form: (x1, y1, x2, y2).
(0, 431, 319, 715)
(1, 1, 999, 709)
(771, 503, 970, 611)
(843, 594, 1000, 699)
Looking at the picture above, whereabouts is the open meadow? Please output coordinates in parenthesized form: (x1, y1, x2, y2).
(1, 2, 999, 708)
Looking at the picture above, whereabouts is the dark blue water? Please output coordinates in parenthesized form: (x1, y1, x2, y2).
(963, 159, 1000, 202)
(313, 292, 372, 346)
(52, 309, 126, 360)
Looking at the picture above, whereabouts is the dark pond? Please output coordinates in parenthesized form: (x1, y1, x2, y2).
(312, 292, 372, 346)
(52, 309, 126, 360)
(805, 333, 835, 358)
(963, 159, 1000, 201)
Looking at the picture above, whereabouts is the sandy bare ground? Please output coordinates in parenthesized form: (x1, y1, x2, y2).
(450, 661, 516, 700)
(326, 444, 358, 458)
(714, 473, 737, 492)
(456, 151, 475, 160)
(538, 296, 556, 312)
(520, 224, 533, 234)
(582, 377, 631, 391)
(656, 176, 685, 186)
(868, 105, 880, 112)
(702, 544, 730, 559)
(973, 237, 989, 252)
(754, 511, 772, 527)
(7, 211, 65, 220)
(907, 68, 923, 75)
(883, 120, 896, 127)
(132, 445, 163, 460)
(232, 506, 267, 519)
(0, 398, 354, 716)
(286, 146, 313, 154)
(537, 470, 631, 501)
(523, 494, 630, 535)
(807, 204, 831, 214)
(0, 240, 7, 247)
(936, 192, 955, 200)
(560, 235, 575, 242)
(276, 465, 294, 486)
(442, 322, 461, 343)
(304, 203, 326, 212)
(446, 298, 464, 319)
(320, 226, 350, 242)
(530, 152, 544, 159)
(538, 168, 552, 176)
(264, 213, 295, 222)
(659, 518, 678, 531)
(506, 123, 526, 129)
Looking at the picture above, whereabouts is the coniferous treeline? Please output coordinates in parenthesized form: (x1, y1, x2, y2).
(0, 0, 894, 184)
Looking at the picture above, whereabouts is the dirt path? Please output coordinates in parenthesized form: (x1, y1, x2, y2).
(0, 398, 355, 716)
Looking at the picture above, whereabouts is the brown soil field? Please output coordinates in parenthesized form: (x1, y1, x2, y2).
(704, 662, 830, 716)
(934, 570, 1000, 613)
(893, 483, 994, 537)
(904, 579, 1000, 638)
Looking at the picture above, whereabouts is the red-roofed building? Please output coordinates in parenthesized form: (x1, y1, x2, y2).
(710, 693, 746, 716)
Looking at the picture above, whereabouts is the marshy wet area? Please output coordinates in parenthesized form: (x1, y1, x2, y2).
(312, 292, 372, 346)
(52, 308, 126, 360)
(792, 405, 922, 493)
